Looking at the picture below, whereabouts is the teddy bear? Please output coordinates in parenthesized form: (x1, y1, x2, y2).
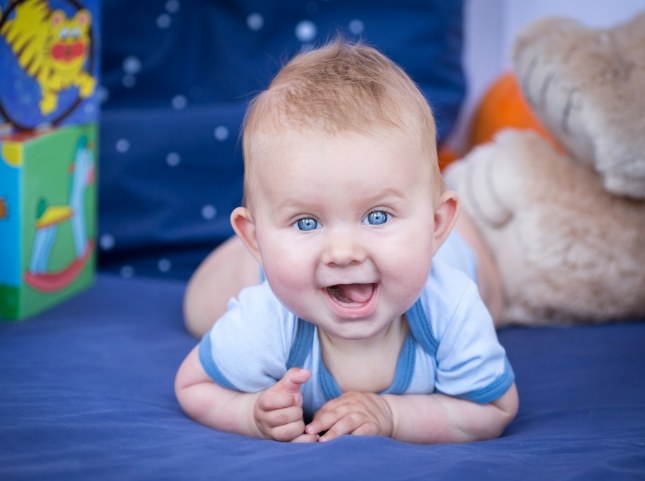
(443, 11, 645, 327)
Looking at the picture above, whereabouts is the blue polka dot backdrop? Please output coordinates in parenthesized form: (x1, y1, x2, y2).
(99, 0, 466, 280)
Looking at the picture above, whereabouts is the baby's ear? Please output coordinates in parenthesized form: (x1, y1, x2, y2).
(433, 191, 459, 252)
(230, 207, 262, 263)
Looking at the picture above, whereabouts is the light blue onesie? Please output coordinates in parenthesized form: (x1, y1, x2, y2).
(199, 231, 514, 418)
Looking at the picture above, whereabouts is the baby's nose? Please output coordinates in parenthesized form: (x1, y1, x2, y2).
(322, 229, 366, 267)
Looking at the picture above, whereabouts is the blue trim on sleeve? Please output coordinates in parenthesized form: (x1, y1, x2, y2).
(198, 334, 239, 391)
(286, 318, 315, 369)
(457, 358, 515, 404)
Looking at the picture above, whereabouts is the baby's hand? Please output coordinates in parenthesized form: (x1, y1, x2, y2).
(305, 392, 394, 442)
(254, 368, 316, 442)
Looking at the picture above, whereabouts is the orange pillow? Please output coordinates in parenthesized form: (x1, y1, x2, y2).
(469, 71, 555, 148)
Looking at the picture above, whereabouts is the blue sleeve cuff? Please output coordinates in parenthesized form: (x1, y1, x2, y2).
(458, 358, 515, 404)
(198, 333, 239, 391)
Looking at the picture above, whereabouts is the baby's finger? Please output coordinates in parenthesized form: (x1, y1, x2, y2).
(268, 418, 307, 442)
(291, 433, 320, 443)
(261, 405, 305, 428)
(318, 413, 367, 442)
(276, 368, 311, 395)
(257, 391, 300, 412)
(304, 412, 335, 436)
(305, 403, 360, 437)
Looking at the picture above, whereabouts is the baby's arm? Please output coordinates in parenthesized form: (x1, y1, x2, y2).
(175, 346, 316, 442)
(306, 383, 518, 443)
(385, 383, 519, 443)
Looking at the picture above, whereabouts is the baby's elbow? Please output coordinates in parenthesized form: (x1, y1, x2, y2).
(175, 373, 211, 425)
(452, 384, 520, 443)
(469, 384, 520, 442)
(493, 383, 519, 434)
(174, 363, 194, 417)
(174, 347, 208, 420)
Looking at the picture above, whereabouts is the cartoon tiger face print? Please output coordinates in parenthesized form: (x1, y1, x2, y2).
(1, 0, 96, 115)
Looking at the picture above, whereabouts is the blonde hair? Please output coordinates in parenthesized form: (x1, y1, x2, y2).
(242, 40, 440, 206)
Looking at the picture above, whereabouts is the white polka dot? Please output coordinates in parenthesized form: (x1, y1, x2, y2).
(157, 13, 171, 29)
(97, 86, 109, 104)
(214, 126, 229, 141)
(247, 13, 264, 31)
(122, 74, 136, 88)
(165, 0, 180, 13)
(116, 139, 130, 153)
(295, 20, 317, 42)
(99, 234, 115, 250)
(201, 204, 217, 220)
(158, 258, 172, 273)
(122, 56, 142, 74)
(166, 152, 181, 167)
(120, 265, 135, 278)
(84, 102, 96, 114)
(349, 19, 364, 35)
(171, 95, 187, 110)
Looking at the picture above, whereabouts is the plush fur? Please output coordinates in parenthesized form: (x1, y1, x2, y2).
(444, 13, 645, 326)
(513, 12, 645, 199)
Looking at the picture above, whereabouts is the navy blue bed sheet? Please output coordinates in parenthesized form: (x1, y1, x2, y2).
(1, 274, 644, 481)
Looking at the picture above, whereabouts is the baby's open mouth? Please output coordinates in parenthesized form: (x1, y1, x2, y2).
(327, 283, 376, 305)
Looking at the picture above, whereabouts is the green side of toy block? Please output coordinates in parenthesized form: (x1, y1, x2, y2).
(0, 124, 98, 321)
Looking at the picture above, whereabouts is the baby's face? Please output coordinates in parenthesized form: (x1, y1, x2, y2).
(248, 127, 440, 343)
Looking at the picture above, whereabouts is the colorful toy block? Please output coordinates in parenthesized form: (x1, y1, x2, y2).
(0, 123, 97, 320)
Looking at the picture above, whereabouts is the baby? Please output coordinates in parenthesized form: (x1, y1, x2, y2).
(175, 40, 518, 444)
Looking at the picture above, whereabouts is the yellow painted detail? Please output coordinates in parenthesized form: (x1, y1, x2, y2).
(36, 205, 73, 228)
(1, 143, 23, 167)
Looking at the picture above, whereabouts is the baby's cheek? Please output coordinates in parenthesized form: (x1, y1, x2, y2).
(263, 259, 309, 301)
(389, 254, 431, 303)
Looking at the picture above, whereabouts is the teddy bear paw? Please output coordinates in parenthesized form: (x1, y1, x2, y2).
(513, 12, 645, 199)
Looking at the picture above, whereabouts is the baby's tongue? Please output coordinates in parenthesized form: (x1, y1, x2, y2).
(332, 283, 374, 303)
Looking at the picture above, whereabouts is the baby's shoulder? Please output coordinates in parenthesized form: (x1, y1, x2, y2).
(222, 281, 299, 333)
(418, 259, 491, 335)
(232, 281, 287, 314)
(424, 259, 480, 307)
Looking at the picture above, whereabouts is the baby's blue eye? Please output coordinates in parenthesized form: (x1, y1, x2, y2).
(364, 211, 389, 226)
(294, 217, 321, 231)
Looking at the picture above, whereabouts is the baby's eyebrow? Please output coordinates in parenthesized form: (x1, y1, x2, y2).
(363, 188, 407, 205)
(272, 198, 320, 217)
(271, 187, 408, 216)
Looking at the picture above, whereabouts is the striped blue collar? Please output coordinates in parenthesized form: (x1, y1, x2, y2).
(287, 297, 436, 401)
